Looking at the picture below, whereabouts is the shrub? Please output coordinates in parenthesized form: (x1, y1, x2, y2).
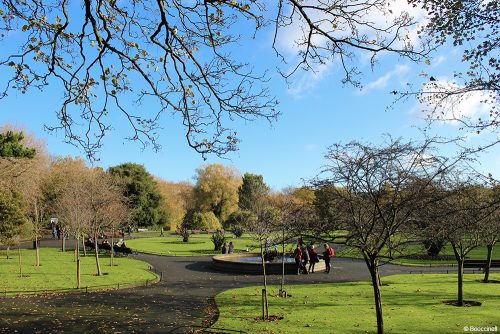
(224, 210, 256, 230)
(423, 239, 446, 257)
(232, 225, 244, 238)
(211, 230, 226, 251)
(179, 227, 190, 242)
(192, 211, 221, 230)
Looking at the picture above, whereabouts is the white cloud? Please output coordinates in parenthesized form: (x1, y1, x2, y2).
(287, 59, 334, 97)
(419, 79, 496, 126)
(357, 64, 410, 95)
(431, 55, 446, 67)
(277, 0, 429, 95)
(305, 143, 319, 151)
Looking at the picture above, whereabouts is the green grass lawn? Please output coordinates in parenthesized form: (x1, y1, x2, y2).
(0, 248, 157, 295)
(337, 244, 500, 266)
(129, 230, 176, 238)
(126, 233, 260, 256)
(213, 273, 500, 334)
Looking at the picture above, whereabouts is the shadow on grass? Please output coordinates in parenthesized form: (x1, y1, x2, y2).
(161, 241, 206, 245)
(442, 300, 482, 307)
(478, 279, 500, 284)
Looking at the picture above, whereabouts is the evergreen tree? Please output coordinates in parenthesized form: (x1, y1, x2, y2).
(109, 163, 166, 228)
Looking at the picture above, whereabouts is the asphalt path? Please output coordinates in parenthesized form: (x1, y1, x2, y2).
(0, 240, 463, 334)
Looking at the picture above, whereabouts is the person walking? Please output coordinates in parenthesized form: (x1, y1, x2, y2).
(294, 245, 304, 275)
(228, 241, 234, 254)
(308, 245, 319, 273)
(301, 245, 309, 274)
(323, 243, 333, 274)
(221, 242, 228, 254)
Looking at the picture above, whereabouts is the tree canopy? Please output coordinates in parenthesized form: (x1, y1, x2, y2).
(0, 131, 36, 158)
(238, 173, 269, 212)
(0, 187, 29, 246)
(194, 164, 241, 222)
(0, 0, 428, 158)
(405, 0, 499, 146)
(109, 163, 166, 228)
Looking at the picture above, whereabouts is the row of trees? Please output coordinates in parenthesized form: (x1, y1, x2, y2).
(0, 126, 289, 242)
(309, 138, 500, 334)
(192, 137, 500, 334)
(0, 129, 132, 284)
(2, 128, 499, 334)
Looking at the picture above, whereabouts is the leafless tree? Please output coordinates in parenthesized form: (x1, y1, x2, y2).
(479, 184, 500, 283)
(398, 0, 499, 150)
(431, 174, 490, 306)
(269, 191, 314, 297)
(0, 1, 428, 158)
(312, 137, 448, 334)
(56, 168, 93, 288)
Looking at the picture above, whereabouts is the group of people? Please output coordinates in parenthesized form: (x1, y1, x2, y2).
(294, 242, 334, 275)
(51, 224, 69, 240)
(221, 242, 235, 254)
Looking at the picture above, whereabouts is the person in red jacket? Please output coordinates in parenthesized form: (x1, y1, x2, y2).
(323, 243, 334, 273)
(308, 245, 319, 273)
(293, 244, 305, 275)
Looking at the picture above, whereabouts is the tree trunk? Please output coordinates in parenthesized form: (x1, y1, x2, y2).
(483, 243, 493, 283)
(110, 228, 115, 267)
(35, 234, 40, 267)
(82, 237, 87, 257)
(280, 228, 285, 297)
(61, 228, 66, 252)
(76, 233, 81, 288)
(74, 236, 79, 262)
(6, 246, 10, 259)
(260, 241, 269, 319)
(366, 257, 384, 334)
(34, 203, 40, 266)
(18, 246, 22, 278)
(77, 258, 81, 288)
(94, 231, 102, 276)
(457, 257, 464, 306)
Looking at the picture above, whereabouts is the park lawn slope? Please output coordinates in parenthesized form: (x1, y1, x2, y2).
(126, 234, 259, 256)
(213, 273, 500, 334)
(0, 248, 157, 295)
(337, 244, 500, 266)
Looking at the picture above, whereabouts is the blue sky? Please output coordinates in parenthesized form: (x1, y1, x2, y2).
(1, 4, 499, 190)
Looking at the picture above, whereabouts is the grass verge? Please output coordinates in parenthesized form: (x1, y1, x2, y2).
(337, 244, 500, 266)
(126, 234, 260, 256)
(0, 248, 157, 296)
(213, 273, 500, 334)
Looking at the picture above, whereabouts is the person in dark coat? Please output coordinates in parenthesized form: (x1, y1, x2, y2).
(323, 243, 332, 273)
(301, 245, 309, 274)
(308, 245, 319, 273)
(293, 245, 305, 275)
(221, 242, 228, 254)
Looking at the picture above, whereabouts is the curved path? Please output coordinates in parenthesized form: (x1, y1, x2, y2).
(0, 242, 459, 334)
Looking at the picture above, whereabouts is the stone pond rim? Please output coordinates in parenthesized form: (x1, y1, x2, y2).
(211, 253, 326, 275)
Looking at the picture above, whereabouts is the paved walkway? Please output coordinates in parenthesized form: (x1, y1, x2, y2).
(0, 241, 465, 334)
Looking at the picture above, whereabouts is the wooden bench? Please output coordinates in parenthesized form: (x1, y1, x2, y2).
(463, 259, 500, 269)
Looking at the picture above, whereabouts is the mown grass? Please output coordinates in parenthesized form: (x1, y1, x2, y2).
(0, 248, 157, 295)
(337, 244, 500, 266)
(126, 233, 261, 256)
(213, 273, 500, 334)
